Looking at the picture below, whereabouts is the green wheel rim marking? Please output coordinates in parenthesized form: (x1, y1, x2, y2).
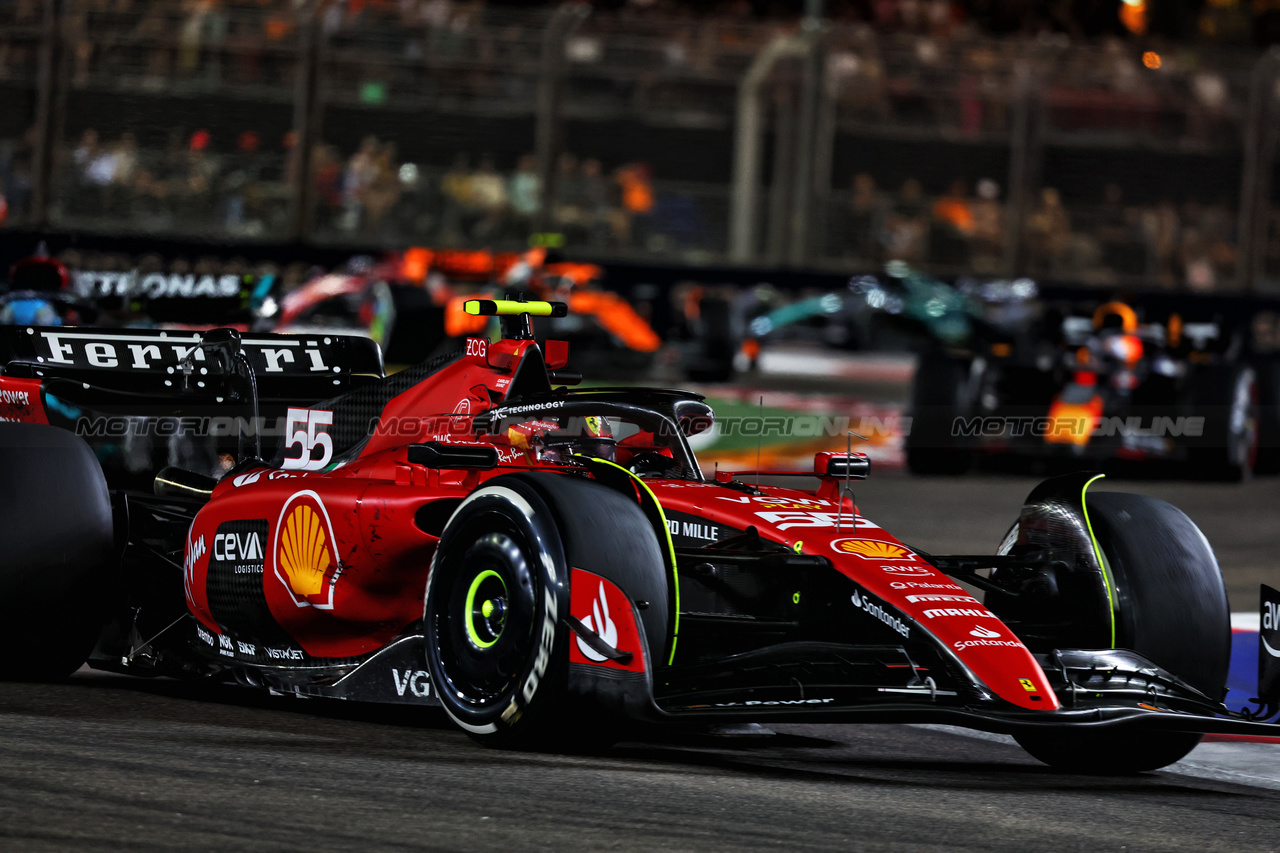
(1079, 473, 1117, 648)
(464, 569, 505, 649)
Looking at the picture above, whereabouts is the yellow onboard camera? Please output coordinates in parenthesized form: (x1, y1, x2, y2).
(463, 299, 569, 318)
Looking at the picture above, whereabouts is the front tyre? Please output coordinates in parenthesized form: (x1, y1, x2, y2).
(1014, 491, 1229, 773)
(1186, 363, 1258, 481)
(424, 480, 570, 748)
(905, 351, 973, 475)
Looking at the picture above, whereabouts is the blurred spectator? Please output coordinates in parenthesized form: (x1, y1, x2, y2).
(616, 161, 654, 247)
(340, 135, 381, 231)
(1181, 228, 1217, 291)
(0, 127, 34, 225)
(932, 178, 974, 234)
(441, 153, 476, 242)
(844, 172, 887, 262)
(577, 158, 613, 245)
(929, 178, 974, 266)
(970, 178, 1003, 272)
(552, 152, 585, 235)
(469, 155, 508, 240)
(1140, 198, 1181, 287)
(1026, 187, 1072, 274)
(360, 142, 402, 237)
(884, 178, 928, 262)
(508, 153, 541, 230)
(313, 143, 344, 230)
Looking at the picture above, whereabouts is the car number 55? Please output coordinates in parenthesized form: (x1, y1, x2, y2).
(282, 407, 334, 471)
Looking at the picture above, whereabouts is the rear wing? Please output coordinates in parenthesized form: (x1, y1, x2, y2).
(0, 326, 385, 399)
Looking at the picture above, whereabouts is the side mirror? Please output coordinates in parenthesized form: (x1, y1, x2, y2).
(179, 327, 243, 382)
(675, 401, 715, 437)
(816, 451, 870, 479)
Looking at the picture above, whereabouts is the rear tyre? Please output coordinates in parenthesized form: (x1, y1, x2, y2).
(683, 297, 737, 383)
(1013, 492, 1229, 773)
(1254, 360, 1280, 475)
(1185, 364, 1258, 482)
(0, 423, 114, 679)
(905, 351, 973, 475)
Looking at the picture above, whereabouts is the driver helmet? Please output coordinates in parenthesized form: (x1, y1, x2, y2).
(510, 415, 616, 465)
(8, 256, 70, 294)
(0, 297, 61, 326)
(574, 415, 615, 462)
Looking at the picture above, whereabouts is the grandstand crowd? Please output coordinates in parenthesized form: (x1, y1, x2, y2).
(0, 0, 1277, 290)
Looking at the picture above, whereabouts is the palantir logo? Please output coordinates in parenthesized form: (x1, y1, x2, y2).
(575, 582, 619, 662)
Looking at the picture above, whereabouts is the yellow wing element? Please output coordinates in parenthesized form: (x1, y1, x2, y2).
(835, 539, 910, 559)
(279, 503, 331, 597)
(463, 299, 568, 318)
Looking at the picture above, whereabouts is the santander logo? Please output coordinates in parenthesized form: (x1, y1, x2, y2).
(576, 582, 619, 663)
(952, 623, 1024, 651)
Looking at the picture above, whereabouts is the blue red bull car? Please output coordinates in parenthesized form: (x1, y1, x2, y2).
(2, 298, 1279, 773)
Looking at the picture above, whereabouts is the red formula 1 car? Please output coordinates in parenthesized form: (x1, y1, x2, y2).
(3, 299, 1280, 773)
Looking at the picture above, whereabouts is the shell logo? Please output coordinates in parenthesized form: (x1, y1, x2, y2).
(832, 538, 912, 560)
(274, 491, 340, 609)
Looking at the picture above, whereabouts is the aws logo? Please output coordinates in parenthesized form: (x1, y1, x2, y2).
(274, 491, 341, 610)
(831, 539, 912, 560)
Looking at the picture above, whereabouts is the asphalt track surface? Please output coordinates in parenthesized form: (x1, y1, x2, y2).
(4, 668, 1280, 853)
(3, 471, 1279, 852)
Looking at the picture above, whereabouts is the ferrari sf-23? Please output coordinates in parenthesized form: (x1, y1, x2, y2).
(3, 299, 1279, 774)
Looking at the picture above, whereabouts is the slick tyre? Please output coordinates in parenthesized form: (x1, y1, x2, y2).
(424, 474, 666, 750)
(684, 297, 737, 383)
(1014, 492, 1229, 774)
(425, 479, 570, 749)
(905, 351, 972, 475)
(1254, 360, 1280, 475)
(1185, 363, 1258, 482)
(0, 423, 114, 679)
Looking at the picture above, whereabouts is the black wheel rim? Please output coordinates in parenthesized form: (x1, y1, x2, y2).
(432, 517, 537, 711)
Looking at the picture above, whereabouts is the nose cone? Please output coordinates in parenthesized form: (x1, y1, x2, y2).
(823, 533, 1060, 711)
